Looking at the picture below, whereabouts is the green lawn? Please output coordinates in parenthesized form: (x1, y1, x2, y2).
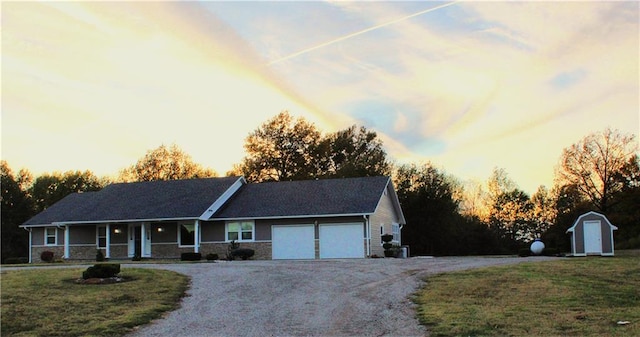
(1, 267, 189, 337)
(415, 256, 640, 336)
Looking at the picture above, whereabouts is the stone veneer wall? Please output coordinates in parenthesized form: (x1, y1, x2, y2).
(200, 242, 272, 260)
(32, 246, 64, 263)
(69, 246, 96, 260)
(151, 244, 197, 259)
(109, 244, 128, 259)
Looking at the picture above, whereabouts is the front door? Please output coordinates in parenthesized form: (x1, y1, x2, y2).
(584, 221, 602, 255)
(128, 224, 152, 257)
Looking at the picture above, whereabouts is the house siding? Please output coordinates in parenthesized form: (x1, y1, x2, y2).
(111, 225, 128, 244)
(369, 186, 402, 257)
(69, 226, 95, 244)
(201, 221, 225, 242)
(151, 222, 178, 243)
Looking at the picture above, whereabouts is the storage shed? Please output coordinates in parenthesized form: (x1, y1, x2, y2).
(566, 211, 617, 256)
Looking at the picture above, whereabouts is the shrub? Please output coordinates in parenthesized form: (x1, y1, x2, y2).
(381, 234, 393, 243)
(96, 250, 105, 262)
(230, 248, 255, 260)
(382, 243, 393, 250)
(205, 253, 219, 261)
(181, 252, 202, 261)
(40, 251, 54, 263)
(518, 248, 531, 257)
(82, 263, 121, 279)
(4, 257, 29, 264)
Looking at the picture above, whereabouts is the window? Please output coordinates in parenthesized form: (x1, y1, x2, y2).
(97, 226, 107, 248)
(179, 224, 195, 246)
(226, 221, 254, 242)
(45, 227, 57, 246)
(392, 223, 400, 242)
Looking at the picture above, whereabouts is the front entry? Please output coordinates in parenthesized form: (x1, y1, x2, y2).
(128, 224, 151, 258)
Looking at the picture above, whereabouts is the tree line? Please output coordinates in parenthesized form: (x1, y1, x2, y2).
(2, 111, 638, 261)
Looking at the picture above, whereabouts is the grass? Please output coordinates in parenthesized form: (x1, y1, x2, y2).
(1, 267, 189, 337)
(415, 255, 640, 336)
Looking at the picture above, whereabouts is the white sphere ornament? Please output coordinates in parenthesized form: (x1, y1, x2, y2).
(530, 239, 545, 255)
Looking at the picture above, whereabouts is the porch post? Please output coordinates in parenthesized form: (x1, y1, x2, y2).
(105, 223, 111, 258)
(64, 225, 70, 259)
(194, 220, 200, 253)
(28, 228, 32, 263)
(141, 222, 147, 258)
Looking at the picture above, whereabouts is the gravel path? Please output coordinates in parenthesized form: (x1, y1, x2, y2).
(125, 256, 555, 337)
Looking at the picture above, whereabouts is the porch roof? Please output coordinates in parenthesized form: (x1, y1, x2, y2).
(22, 177, 242, 226)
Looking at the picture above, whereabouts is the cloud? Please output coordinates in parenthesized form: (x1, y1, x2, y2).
(2, 2, 335, 175)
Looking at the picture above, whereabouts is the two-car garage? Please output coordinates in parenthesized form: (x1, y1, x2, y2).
(272, 223, 365, 260)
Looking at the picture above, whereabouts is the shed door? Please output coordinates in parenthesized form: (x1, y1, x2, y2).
(319, 223, 364, 259)
(272, 225, 315, 260)
(584, 220, 602, 254)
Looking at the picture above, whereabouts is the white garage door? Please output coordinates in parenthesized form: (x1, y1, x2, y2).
(319, 223, 364, 259)
(272, 225, 315, 260)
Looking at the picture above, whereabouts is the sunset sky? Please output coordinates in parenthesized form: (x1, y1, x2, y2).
(2, 1, 638, 193)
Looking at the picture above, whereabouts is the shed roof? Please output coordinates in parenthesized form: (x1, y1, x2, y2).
(22, 177, 243, 226)
(213, 176, 400, 220)
(566, 211, 618, 233)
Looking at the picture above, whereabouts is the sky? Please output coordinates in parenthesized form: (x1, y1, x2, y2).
(2, 1, 638, 194)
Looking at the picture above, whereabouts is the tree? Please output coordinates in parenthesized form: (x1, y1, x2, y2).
(489, 189, 533, 244)
(237, 111, 322, 182)
(1, 161, 33, 262)
(394, 163, 460, 255)
(529, 185, 556, 239)
(607, 154, 640, 248)
(119, 144, 217, 182)
(30, 170, 106, 212)
(322, 125, 390, 178)
(556, 128, 638, 212)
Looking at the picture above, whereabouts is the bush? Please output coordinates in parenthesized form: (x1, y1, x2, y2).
(4, 257, 29, 264)
(381, 234, 393, 243)
(518, 248, 531, 257)
(230, 248, 255, 260)
(181, 252, 202, 261)
(40, 251, 54, 263)
(96, 250, 105, 262)
(82, 263, 121, 279)
(205, 253, 219, 261)
(382, 243, 393, 250)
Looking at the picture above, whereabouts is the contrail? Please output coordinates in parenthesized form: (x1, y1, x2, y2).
(268, 1, 460, 65)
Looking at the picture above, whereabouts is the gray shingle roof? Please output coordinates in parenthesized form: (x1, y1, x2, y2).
(22, 177, 242, 225)
(212, 176, 391, 219)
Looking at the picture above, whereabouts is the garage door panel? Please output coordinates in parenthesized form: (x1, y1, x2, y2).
(319, 223, 364, 259)
(272, 225, 315, 260)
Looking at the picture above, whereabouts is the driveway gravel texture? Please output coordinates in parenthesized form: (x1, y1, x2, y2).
(126, 256, 555, 337)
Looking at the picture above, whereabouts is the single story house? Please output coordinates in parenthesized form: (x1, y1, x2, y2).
(566, 211, 617, 256)
(21, 176, 406, 262)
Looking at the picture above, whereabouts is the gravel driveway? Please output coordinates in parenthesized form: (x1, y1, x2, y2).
(126, 256, 555, 337)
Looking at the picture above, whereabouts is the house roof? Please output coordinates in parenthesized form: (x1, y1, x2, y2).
(212, 176, 401, 221)
(22, 175, 406, 227)
(566, 211, 618, 233)
(22, 177, 243, 226)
